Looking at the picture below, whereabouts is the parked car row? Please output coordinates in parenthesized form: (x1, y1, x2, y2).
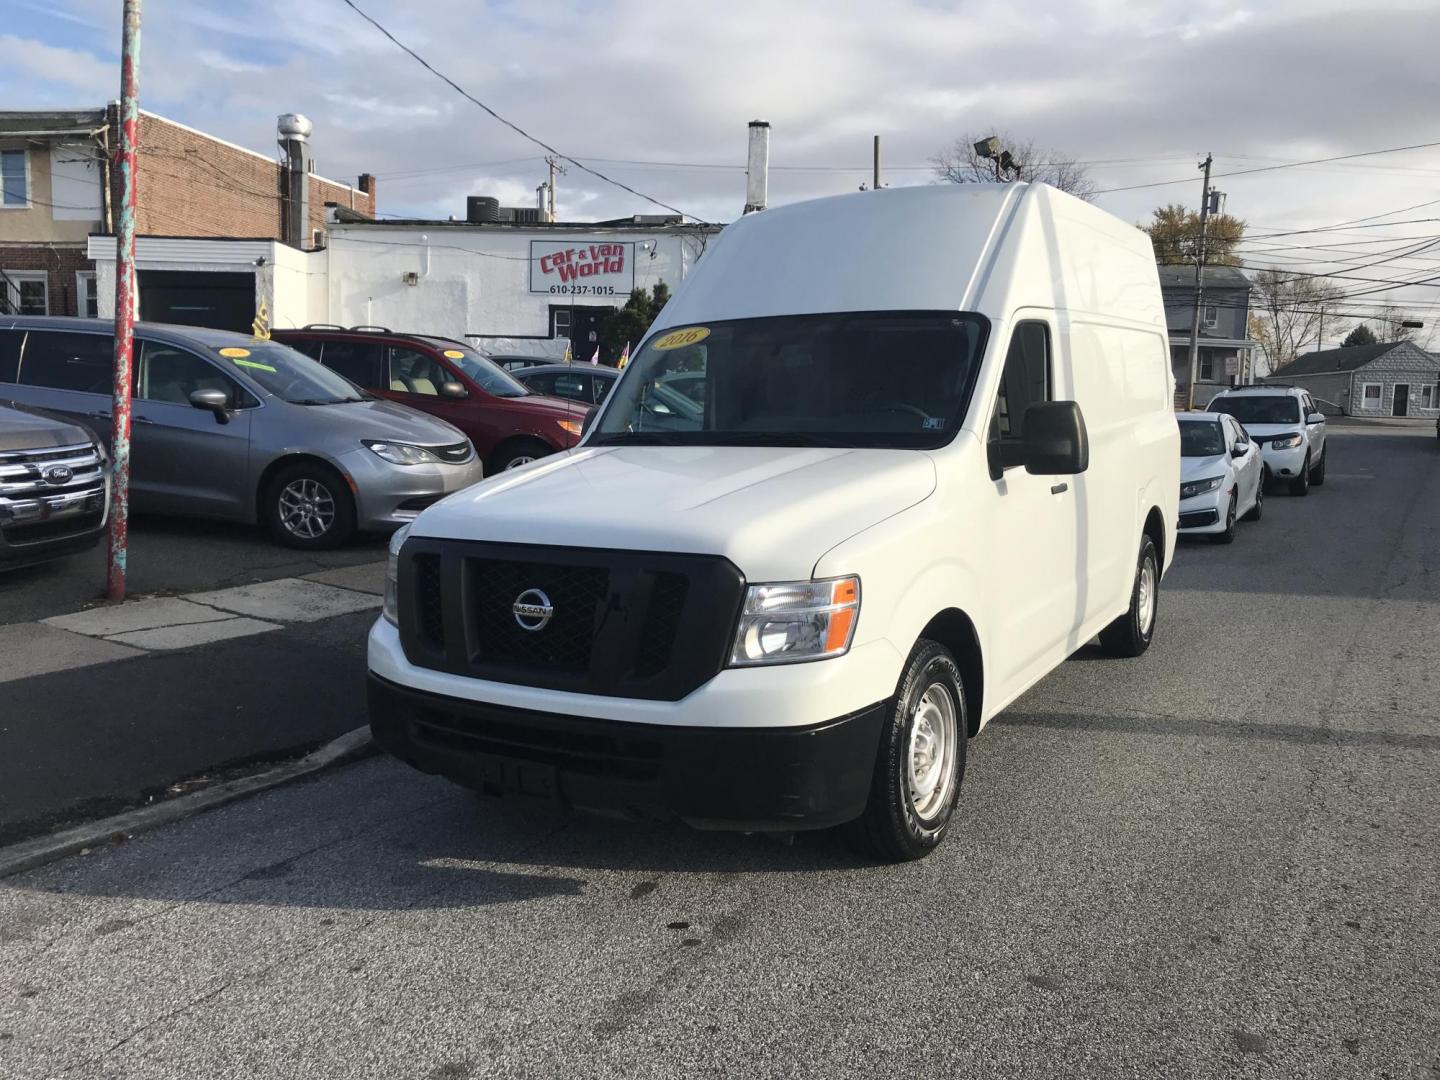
(1176, 384, 1329, 544)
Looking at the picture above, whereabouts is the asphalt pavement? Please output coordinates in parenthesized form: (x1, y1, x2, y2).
(2, 423, 1438, 1079)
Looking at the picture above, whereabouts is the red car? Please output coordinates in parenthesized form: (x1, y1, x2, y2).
(273, 327, 589, 472)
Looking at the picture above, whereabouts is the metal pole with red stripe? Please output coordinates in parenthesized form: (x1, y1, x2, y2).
(108, 0, 141, 603)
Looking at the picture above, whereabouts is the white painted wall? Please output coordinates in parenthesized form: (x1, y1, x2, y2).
(324, 224, 715, 345)
(49, 144, 103, 223)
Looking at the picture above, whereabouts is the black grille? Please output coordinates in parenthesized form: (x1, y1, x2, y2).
(397, 540, 745, 701)
(1179, 509, 1219, 528)
(432, 441, 474, 464)
(2, 509, 104, 545)
(472, 559, 609, 673)
(410, 705, 662, 781)
(414, 554, 445, 648)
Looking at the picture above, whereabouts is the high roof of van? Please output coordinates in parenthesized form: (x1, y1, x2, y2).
(656, 183, 1163, 333)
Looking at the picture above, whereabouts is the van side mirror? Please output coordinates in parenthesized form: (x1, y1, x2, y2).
(189, 388, 231, 425)
(439, 381, 468, 399)
(1021, 401, 1088, 475)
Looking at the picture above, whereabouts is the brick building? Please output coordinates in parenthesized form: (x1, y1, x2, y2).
(0, 108, 375, 325)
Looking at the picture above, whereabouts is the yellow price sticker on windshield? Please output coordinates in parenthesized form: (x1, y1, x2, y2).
(652, 326, 710, 350)
(443, 349, 465, 359)
(218, 347, 251, 358)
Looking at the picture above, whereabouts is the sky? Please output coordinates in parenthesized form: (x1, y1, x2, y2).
(5, 0, 1440, 345)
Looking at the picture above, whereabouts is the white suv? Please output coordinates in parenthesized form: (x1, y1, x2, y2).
(1208, 385, 1327, 496)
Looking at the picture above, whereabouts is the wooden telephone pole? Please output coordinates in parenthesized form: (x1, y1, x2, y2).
(1185, 154, 1213, 411)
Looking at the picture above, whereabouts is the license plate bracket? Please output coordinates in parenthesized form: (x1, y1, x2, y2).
(478, 756, 560, 803)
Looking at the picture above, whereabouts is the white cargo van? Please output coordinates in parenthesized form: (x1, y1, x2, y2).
(368, 183, 1179, 861)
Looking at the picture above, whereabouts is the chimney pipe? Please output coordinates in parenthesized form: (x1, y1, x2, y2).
(277, 113, 314, 249)
(744, 120, 770, 214)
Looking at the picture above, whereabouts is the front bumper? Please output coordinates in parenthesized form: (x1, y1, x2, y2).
(368, 673, 886, 831)
(1177, 487, 1227, 534)
(0, 474, 110, 568)
(340, 449, 486, 530)
(1260, 442, 1306, 477)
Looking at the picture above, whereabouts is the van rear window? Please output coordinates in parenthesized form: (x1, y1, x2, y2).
(591, 311, 989, 450)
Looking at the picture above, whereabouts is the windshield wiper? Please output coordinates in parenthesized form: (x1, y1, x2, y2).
(291, 397, 350, 406)
(590, 431, 686, 445)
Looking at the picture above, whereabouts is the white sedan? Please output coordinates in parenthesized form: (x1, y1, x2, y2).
(1177, 411, 1264, 543)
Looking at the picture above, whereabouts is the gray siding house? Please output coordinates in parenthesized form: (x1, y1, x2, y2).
(1158, 264, 1258, 406)
(1262, 341, 1440, 418)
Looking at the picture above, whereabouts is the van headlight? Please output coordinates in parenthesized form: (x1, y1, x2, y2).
(729, 576, 860, 666)
(382, 524, 409, 625)
(1179, 476, 1224, 500)
(363, 440, 441, 466)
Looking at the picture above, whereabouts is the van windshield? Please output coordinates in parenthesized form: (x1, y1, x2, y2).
(590, 311, 988, 449)
(1178, 420, 1226, 457)
(209, 343, 365, 405)
(1210, 395, 1300, 425)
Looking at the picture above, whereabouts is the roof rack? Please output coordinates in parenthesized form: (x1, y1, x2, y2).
(349, 325, 392, 333)
(301, 323, 346, 331)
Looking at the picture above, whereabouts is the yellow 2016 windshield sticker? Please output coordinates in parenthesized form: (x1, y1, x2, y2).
(218, 347, 250, 358)
(651, 326, 710, 350)
(443, 349, 466, 359)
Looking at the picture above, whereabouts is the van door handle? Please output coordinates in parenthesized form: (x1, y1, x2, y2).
(1050, 482, 1069, 495)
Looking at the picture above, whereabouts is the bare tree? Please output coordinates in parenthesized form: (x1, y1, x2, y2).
(1369, 309, 1421, 342)
(932, 131, 1097, 201)
(1250, 269, 1347, 373)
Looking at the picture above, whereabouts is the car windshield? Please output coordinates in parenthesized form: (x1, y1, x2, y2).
(1211, 395, 1300, 425)
(591, 311, 988, 449)
(428, 345, 530, 398)
(209, 342, 364, 404)
(1179, 419, 1226, 456)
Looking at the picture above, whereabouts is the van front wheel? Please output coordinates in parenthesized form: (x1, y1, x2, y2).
(848, 640, 967, 863)
(1097, 535, 1159, 658)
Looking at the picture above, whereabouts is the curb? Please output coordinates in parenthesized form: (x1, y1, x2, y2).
(0, 727, 375, 880)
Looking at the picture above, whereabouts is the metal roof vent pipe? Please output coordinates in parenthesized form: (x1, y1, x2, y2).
(278, 113, 314, 248)
(744, 120, 769, 215)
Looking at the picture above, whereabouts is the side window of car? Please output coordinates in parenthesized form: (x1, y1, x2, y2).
(134, 341, 248, 408)
(0, 329, 23, 382)
(319, 341, 382, 389)
(593, 376, 613, 403)
(287, 338, 325, 362)
(988, 321, 1052, 467)
(16, 330, 114, 394)
(551, 372, 588, 401)
(387, 346, 448, 395)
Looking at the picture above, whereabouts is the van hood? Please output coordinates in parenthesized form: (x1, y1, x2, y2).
(413, 445, 938, 581)
(280, 396, 468, 445)
(1180, 453, 1230, 483)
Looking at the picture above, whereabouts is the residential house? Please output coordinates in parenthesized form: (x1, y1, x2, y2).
(1158, 264, 1259, 407)
(1262, 341, 1440, 418)
(1, 108, 375, 331)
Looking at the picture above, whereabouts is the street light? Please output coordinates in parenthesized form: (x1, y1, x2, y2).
(973, 136, 1019, 182)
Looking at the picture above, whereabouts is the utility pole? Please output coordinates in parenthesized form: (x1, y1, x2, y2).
(108, 0, 141, 602)
(873, 135, 881, 191)
(545, 155, 564, 222)
(1185, 153, 1213, 411)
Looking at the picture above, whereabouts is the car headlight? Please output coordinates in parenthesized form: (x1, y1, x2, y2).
(382, 524, 409, 625)
(1269, 433, 1303, 450)
(363, 440, 441, 466)
(729, 577, 860, 666)
(1180, 475, 1224, 500)
(557, 419, 583, 437)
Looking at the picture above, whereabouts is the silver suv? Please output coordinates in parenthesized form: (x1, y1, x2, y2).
(0, 399, 110, 569)
(0, 318, 485, 548)
(1209, 384, 1327, 496)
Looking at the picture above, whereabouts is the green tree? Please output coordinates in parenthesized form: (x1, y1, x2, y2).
(599, 282, 671, 358)
(1341, 323, 1377, 348)
(1143, 204, 1246, 266)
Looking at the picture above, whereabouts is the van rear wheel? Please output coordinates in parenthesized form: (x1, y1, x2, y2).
(1097, 535, 1158, 658)
(847, 639, 967, 863)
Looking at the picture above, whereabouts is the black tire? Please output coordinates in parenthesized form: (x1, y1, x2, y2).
(264, 461, 356, 550)
(1244, 478, 1264, 522)
(1311, 445, 1326, 486)
(1290, 455, 1311, 496)
(848, 640, 967, 863)
(1098, 535, 1159, 658)
(489, 438, 553, 474)
(1212, 495, 1237, 544)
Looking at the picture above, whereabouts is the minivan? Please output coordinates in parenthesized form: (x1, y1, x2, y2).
(272, 328, 589, 473)
(367, 184, 1180, 860)
(0, 318, 484, 549)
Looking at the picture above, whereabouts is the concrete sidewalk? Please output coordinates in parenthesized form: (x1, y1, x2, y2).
(0, 563, 385, 844)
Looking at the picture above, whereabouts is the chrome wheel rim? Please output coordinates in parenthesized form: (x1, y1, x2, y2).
(504, 455, 536, 470)
(278, 478, 335, 539)
(1137, 557, 1157, 636)
(908, 682, 958, 821)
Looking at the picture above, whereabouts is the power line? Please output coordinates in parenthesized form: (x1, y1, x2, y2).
(338, 0, 707, 224)
(1094, 140, 1440, 195)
